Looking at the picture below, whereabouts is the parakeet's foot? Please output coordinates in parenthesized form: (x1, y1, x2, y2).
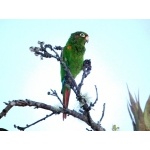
(83, 59, 92, 71)
(82, 59, 92, 78)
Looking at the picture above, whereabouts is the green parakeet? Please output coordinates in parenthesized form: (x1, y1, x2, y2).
(61, 31, 89, 120)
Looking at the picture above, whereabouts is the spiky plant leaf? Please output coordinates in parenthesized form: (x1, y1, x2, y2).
(137, 99, 146, 131)
(144, 96, 150, 130)
(135, 94, 146, 130)
(127, 88, 147, 131)
(127, 103, 137, 130)
(128, 89, 139, 129)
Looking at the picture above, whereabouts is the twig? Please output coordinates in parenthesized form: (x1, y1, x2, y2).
(48, 89, 63, 106)
(90, 85, 98, 108)
(77, 59, 92, 95)
(99, 103, 106, 123)
(14, 112, 55, 131)
(93, 85, 98, 105)
(86, 128, 93, 131)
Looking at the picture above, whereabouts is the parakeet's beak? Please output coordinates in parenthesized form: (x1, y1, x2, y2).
(85, 36, 89, 43)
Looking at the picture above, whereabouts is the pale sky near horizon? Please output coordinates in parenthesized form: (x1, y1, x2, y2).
(0, 19, 150, 131)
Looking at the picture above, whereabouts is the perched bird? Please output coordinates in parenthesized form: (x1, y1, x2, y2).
(61, 31, 89, 120)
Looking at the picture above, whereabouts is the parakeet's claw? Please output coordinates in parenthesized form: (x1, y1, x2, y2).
(82, 59, 92, 78)
(83, 59, 92, 72)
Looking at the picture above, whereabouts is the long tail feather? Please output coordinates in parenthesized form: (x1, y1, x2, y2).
(63, 89, 71, 120)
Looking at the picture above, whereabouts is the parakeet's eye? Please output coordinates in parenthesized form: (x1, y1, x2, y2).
(80, 33, 85, 37)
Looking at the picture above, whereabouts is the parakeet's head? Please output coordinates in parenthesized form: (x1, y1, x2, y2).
(69, 31, 89, 46)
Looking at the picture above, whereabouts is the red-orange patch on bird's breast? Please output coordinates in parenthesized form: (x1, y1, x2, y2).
(67, 45, 72, 50)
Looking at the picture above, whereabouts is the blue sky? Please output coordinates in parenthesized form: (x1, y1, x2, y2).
(0, 19, 150, 131)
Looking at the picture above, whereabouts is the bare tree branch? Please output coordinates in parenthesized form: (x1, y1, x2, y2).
(0, 41, 106, 131)
(0, 101, 16, 119)
(14, 112, 55, 131)
(1, 99, 105, 131)
(29, 41, 106, 130)
(77, 59, 92, 95)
